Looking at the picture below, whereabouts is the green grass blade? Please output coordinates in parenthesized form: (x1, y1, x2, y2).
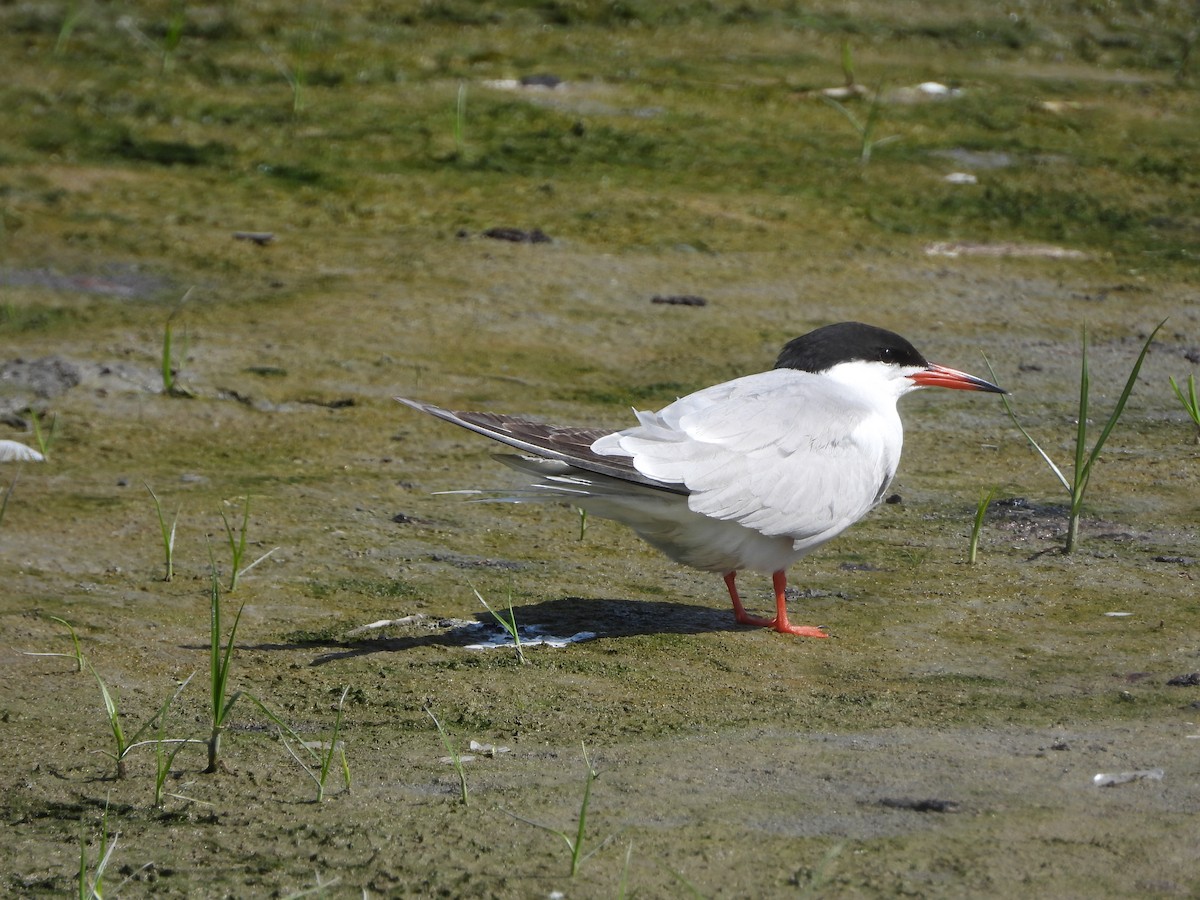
(983, 354, 1071, 493)
(128, 671, 196, 751)
(426, 707, 469, 805)
(1083, 319, 1166, 476)
(1072, 327, 1090, 502)
(821, 95, 864, 136)
(90, 664, 125, 757)
(317, 686, 350, 799)
(144, 482, 178, 581)
(1168, 375, 1187, 408)
(206, 561, 245, 772)
(30, 411, 53, 461)
(968, 486, 999, 565)
(474, 587, 526, 664)
(246, 692, 321, 764)
(839, 39, 854, 86)
(48, 614, 84, 671)
(570, 743, 598, 876)
(216, 602, 245, 725)
(209, 572, 221, 718)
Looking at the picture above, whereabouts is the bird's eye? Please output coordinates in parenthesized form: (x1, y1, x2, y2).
(879, 348, 896, 362)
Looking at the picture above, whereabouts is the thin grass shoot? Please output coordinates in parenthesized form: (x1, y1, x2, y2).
(985, 320, 1164, 553)
(617, 840, 634, 900)
(55, 0, 86, 56)
(89, 663, 200, 781)
(161, 288, 193, 397)
(78, 803, 116, 900)
(426, 706, 468, 805)
(821, 85, 898, 165)
(205, 565, 245, 773)
(502, 742, 610, 878)
(219, 496, 279, 591)
(968, 486, 999, 564)
(1169, 373, 1200, 442)
(152, 672, 201, 808)
(145, 482, 179, 582)
(160, 0, 186, 75)
(454, 81, 468, 160)
(21, 614, 85, 672)
(30, 411, 56, 461)
(246, 689, 351, 801)
(262, 42, 305, 113)
(474, 586, 527, 664)
(89, 663, 132, 780)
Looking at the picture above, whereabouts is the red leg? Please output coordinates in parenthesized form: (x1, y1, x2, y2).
(770, 570, 827, 638)
(723, 571, 827, 638)
(724, 571, 773, 627)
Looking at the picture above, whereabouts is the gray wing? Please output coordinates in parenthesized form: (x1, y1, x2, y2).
(395, 397, 689, 495)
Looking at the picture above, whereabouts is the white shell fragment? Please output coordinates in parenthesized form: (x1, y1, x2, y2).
(468, 740, 511, 757)
(924, 241, 1088, 259)
(465, 623, 597, 651)
(344, 615, 427, 636)
(0, 440, 45, 462)
(440, 740, 511, 765)
(1092, 768, 1164, 787)
(943, 172, 978, 184)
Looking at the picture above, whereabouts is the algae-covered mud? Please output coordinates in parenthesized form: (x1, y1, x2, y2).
(2, 2, 1199, 896)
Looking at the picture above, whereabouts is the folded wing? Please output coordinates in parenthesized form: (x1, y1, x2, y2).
(593, 369, 899, 543)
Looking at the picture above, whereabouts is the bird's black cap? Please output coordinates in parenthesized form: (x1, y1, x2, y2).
(774, 322, 929, 373)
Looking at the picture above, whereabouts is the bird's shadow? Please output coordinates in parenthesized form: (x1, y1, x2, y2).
(239, 596, 739, 666)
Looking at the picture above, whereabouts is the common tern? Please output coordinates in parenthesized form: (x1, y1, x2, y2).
(398, 322, 1004, 637)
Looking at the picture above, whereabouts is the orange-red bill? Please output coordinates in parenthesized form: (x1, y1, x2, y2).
(909, 363, 1005, 393)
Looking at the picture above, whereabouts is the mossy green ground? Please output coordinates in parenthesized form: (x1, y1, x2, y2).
(2, 2, 1199, 896)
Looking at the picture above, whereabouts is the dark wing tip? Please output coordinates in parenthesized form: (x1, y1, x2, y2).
(395, 397, 687, 495)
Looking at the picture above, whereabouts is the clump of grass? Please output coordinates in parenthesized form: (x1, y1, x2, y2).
(968, 486, 999, 564)
(426, 706, 469, 805)
(504, 742, 610, 878)
(262, 42, 305, 114)
(161, 289, 193, 398)
(160, 0, 187, 76)
(117, 8, 187, 78)
(821, 84, 898, 166)
(27, 618, 199, 784)
(30, 411, 57, 461)
(249, 687, 352, 802)
(219, 496, 279, 592)
(89, 661, 197, 781)
(145, 482, 179, 582)
(474, 586, 527, 664)
(152, 673, 201, 807)
(90, 664, 136, 780)
(78, 802, 153, 898)
(204, 566, 245, 774)
(1169, 373, 1200, 443)
(78, 803, 116, 900)
(988, 320, 1164, 553)
(55, 0, 87, 56)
